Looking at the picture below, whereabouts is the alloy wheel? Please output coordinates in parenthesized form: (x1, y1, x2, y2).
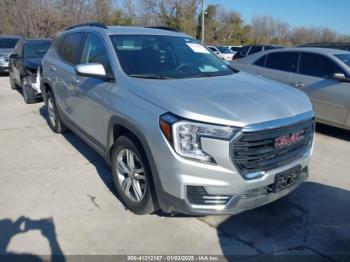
(116, 148, 146, 202)
(47, 96, 56, 127)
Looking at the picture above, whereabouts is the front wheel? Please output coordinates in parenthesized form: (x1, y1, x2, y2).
(9, 71, 17, 90)
(111, 135, 156, 215)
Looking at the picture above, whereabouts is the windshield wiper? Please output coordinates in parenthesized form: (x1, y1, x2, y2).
(129, 74, 171, 79)
(186, 72, 223, 78)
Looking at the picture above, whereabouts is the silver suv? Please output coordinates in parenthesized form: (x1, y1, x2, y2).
(42, 23, 315, 215)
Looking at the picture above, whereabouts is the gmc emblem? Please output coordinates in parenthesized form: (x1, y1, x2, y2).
(275, 130, 304, 148)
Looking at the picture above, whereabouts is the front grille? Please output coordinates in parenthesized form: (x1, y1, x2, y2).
(232, 118, 314, 175)
(186, 186, 231, 206)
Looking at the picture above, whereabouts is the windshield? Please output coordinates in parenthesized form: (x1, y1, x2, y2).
(218, 47, 234, 54)
(110, 35, 235, 79)
(335, 54, 350, 67)
(25, 42, 52, 58)
(0, 38, 19, 49)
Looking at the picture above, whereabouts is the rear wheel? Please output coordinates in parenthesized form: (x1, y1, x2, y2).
(46, 91, 67, 133)
(111, 135, 156, 215)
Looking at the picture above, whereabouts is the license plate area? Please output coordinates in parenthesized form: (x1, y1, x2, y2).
(271, 166, 302, 193)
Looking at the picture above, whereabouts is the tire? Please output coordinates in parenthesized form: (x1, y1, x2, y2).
(22, 77, 36, 104)
(46, 91, 67, 133)
(111, 135, 156, 215)
(9, 71, 17, 90)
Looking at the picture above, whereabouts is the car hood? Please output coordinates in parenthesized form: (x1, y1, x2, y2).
(128, 72, 313, 127)
(0, 48, 15, 56)
(23, 58, 42, 71)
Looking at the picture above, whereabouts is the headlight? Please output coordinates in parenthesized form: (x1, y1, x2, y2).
(160, 113, 238, 164)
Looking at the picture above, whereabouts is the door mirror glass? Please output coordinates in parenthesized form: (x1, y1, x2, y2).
(75, 63, 114, 81)
(332, 73, 350, 82)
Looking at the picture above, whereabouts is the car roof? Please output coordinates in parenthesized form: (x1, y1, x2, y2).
(269, 47, 350, 55)
(24, 38, 52, 43)
(300, 42, 350, 46)
(62, 25, 190, 38)
(234, 47, 350, 65)
(0, 35, 22, 39)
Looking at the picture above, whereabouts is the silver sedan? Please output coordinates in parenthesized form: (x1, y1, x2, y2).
(232, 47, 350, 131)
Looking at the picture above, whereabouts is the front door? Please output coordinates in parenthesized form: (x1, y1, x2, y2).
(291, 52, 350, 126)
(72, 32, 113, 147)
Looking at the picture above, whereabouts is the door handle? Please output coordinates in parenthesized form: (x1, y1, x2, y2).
(70, 78, 80, 85)
(293, 81, 304, 88)
(49, 66, 56, 72)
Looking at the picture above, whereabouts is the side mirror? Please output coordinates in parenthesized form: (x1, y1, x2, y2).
(9, 53, 19, 59)
(331, 73, 350, 83)
(75, 63, 114, 81)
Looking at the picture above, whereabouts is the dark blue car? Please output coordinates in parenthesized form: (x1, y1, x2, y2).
(9, 38, 52, 104)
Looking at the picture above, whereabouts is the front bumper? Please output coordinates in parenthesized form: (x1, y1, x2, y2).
(0, 66, 9, 73)
(24, 74, 42, 96)
(150, 113, 314, 215)
(156, 151, 310, 215)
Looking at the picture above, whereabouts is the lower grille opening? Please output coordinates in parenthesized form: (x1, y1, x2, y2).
(186, 186, 231, 205)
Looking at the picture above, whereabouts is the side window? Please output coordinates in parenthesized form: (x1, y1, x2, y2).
(265, 52, 299, 72)
(80, 33, 112, 74)
(58, 33, 84, 65)
(299, 53, 343, 78)
(53, 36, 64, 52)
(254, 55, 267, 67)
(15, 40, 23, 56)
(239, 46, 250, 56)
(249, 46, 263, 55)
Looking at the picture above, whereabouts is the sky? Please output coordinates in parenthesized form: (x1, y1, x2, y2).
(206, 0, 350, 35)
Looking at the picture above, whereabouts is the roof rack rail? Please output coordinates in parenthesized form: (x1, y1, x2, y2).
(147, 26, 178, 32)
(66, 22, 108, 31)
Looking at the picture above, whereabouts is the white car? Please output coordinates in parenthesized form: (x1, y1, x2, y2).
(207, 46, 234, 61)
(223, 45, 242, 55)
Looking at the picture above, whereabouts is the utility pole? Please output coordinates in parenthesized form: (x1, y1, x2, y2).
(201, 0, 205, 43)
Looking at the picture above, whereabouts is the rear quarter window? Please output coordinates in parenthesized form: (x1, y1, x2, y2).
(57, 33, 84, 65)
(254, 55, 267, 67)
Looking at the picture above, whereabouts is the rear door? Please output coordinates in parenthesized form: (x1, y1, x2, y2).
(73, 32, 113, 146)
(248, 51, 299, 86)
(291, 52, 350, 125)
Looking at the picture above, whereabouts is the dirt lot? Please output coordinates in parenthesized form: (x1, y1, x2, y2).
(0, 75, 349, 261)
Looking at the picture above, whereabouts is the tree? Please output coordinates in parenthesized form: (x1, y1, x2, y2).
(141, 0, 200, 36)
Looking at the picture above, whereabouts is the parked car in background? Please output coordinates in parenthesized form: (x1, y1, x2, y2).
(9, 38, 52, 103)
(232, 48, 350, 130)
(224, 45, 242, 54)
(298, 42, 350, 51)
(207, 46, 234, 60)
(42, 23, 314, 216)
(233, 45, 283, 60)
(0, 35, 22, 74)
(217, 46, 235, 60)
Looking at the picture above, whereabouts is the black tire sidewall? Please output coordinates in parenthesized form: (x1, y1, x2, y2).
(46, 91, 64, 133)
(111, 135, 155, 215)
(9, 73, 16, 90)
